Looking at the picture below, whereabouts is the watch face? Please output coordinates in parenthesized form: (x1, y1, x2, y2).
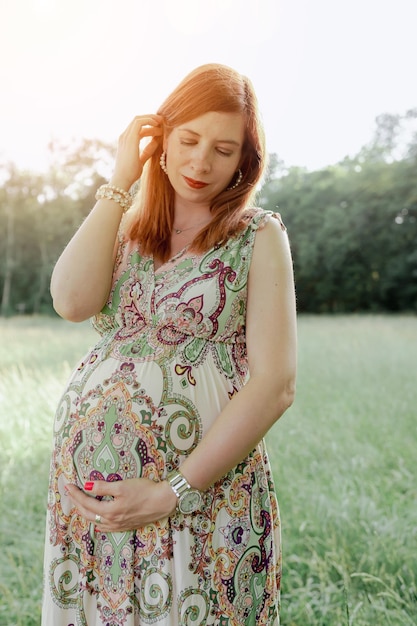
(179, 490, 202, 514)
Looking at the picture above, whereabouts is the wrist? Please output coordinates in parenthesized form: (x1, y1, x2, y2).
(158, 480, 178, 517)
(166, 470, 203, 514)
(95, 183, 132, 213)
(109, 175, 134, 192)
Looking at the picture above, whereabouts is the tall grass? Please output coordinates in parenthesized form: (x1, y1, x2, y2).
(269, 315, 417, 625)
(0, 315, 416, 625)
(0, 317, 97, 626)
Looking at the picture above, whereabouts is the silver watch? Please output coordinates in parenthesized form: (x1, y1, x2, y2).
(167, 471, 202, 514)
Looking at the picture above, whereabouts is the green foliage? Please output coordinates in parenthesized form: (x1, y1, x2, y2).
(0, 315, 416, 625)
(1, 111, 417, 314)
(260, 155, 417, 312)
(0, 140, 114, 316)
(259, 110, 417, 312)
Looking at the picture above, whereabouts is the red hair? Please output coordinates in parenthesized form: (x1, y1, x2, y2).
(127, 64, 266, 261)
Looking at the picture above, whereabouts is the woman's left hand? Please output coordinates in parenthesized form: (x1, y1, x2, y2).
(66, 478, 177, 532)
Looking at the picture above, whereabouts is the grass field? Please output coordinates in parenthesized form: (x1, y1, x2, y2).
(0, 315, 416, 625)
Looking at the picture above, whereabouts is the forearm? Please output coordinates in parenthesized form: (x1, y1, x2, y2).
(179, 373, 295, 492)
(51, 117, 163, 323)
(51, 198, 125, 321)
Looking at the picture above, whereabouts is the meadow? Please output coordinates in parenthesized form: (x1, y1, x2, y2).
(0, 315, 416, 625)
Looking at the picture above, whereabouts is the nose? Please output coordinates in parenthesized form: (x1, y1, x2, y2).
(190, 145, 211, 174)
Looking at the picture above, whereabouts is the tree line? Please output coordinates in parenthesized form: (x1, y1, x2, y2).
(1, 111, 416, 316)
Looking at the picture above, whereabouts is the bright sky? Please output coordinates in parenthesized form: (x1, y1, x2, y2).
(1, 0, 416, 172)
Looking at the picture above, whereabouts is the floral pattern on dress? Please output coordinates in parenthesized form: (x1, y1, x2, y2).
(42, 209, 284, 626)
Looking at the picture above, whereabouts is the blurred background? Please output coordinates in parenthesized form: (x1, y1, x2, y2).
(1, 0, 416, 315)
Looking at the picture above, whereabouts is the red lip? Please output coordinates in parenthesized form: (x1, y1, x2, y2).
(183, 176, 209, 189)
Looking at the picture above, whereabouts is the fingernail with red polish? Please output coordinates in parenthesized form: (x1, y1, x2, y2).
(84, 481, 94, 491)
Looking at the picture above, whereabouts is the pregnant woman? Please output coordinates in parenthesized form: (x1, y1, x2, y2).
(42, 63, 297, 626)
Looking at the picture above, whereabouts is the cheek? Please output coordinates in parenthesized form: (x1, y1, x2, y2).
(216, 160, 238, 180)
(168, 144, 188, 163)
(177, 147, 189, 158)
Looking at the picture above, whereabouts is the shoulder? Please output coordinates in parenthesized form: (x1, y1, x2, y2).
(249, 209, 293, 278)
(243, 207, 287, 234)
(248, 208, 289, 257)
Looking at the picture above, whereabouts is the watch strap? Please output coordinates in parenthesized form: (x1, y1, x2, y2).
(167, 471, 191, 498)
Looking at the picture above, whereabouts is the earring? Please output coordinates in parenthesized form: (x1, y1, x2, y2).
(227, 169, 243, 190)
(160, 151, 168, 174)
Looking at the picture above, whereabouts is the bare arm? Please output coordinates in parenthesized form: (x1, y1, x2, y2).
(179, 216, 297, 489)
(51, 115, 163, 322)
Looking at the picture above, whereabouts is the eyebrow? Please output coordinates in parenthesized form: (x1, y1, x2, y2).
(178, 128, 242, 147)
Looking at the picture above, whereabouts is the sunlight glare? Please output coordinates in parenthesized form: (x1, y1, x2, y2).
(162, 0, 234, 35)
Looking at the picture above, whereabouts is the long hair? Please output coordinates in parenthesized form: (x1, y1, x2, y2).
(127, 64, 266, 261)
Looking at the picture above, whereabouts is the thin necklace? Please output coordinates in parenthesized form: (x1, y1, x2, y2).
(173, 219, 210, 235)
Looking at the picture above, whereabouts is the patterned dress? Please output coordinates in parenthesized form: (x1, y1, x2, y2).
(42, 209, 283, 626)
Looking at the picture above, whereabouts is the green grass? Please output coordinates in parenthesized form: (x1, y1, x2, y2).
(269, 315, 417, 625)
(0, 317, 97, 626)
(0, 315, 416, 625)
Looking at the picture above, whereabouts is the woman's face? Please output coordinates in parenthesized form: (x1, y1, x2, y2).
(164, 111, 245, 210)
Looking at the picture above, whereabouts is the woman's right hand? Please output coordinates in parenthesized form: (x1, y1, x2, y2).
(110, 114, 163, 191)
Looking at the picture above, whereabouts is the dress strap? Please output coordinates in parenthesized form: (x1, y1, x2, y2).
(246, 208, 287, 233)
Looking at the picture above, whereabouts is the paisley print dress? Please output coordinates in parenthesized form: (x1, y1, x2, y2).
(42, 209, 282, 626)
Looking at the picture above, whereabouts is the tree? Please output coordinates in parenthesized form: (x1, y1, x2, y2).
(0, 139, 116, 315)
(259, 136, 417, 312)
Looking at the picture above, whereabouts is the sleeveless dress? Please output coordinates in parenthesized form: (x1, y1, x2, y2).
(42, 209, 283, 626)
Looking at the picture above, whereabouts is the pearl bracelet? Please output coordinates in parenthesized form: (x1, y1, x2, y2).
(95, 184, 132, 212)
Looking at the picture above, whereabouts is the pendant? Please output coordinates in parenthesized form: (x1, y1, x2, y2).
(175, 229, 182, 234)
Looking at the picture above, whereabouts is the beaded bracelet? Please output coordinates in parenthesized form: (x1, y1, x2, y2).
(95, 184, 132, 212)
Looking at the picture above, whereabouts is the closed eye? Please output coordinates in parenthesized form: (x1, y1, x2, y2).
(180, 140, 232, 156)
